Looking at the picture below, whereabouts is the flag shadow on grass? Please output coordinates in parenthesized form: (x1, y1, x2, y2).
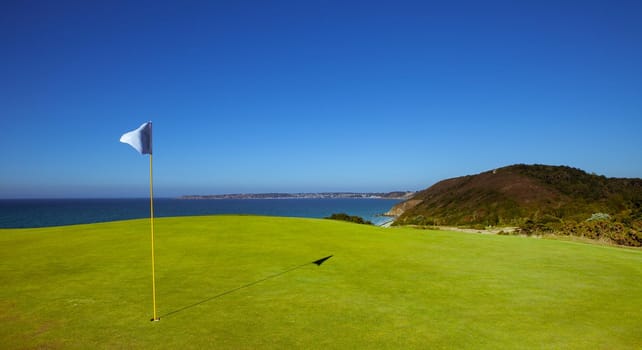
(161, 255, 333, 319)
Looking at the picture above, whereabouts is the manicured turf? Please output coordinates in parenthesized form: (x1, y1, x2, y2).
(1, 215, 641, 349)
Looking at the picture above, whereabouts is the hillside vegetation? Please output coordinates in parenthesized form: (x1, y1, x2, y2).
(392, 164, 642, 246)
(1, 216, 641, 348)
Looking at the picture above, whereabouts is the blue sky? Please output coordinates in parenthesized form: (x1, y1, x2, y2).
(1, 0, 641, 198)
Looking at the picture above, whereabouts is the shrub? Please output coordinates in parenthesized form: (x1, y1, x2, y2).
(518, 219, 556, 236)
(325, 213, 373, 225)
(556, 220, 642, 247)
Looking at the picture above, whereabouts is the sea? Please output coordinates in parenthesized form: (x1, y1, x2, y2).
(0, 198, 400, 228)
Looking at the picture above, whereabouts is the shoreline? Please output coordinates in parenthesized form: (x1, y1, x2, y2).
(179, 191, 415, 200)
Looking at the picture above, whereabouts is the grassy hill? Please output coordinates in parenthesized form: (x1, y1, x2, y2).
(1, 215, 642, 349)
(392, 164, 642, 245)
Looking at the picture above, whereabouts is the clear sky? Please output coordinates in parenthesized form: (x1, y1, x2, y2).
(1, 0, 641, 198)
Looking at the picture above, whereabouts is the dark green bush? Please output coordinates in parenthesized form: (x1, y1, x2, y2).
(325, 213, 373, 225)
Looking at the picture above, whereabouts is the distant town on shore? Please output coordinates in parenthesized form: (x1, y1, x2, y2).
(179, 192, 416, 200)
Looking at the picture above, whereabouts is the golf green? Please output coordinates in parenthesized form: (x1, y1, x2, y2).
(1, 215, 641, 349)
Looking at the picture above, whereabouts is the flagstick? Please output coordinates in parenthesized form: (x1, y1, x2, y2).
(149, 154, 159, 322)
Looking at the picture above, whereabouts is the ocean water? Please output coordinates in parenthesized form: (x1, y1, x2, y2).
(0, 198, 400, 228)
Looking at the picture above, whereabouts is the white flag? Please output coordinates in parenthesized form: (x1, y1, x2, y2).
(120, 122, 152, 155)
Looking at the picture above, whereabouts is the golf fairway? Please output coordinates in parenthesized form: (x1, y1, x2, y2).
(1, 215, 641, 349)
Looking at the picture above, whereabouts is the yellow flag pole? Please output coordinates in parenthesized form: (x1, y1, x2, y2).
(149, 153, 159, 321)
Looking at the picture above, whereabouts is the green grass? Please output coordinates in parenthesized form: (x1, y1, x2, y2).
(1, 215, 641, 349)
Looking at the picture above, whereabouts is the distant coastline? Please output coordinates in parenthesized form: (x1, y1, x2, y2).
(179, 192, 415, 200)
(0, 197, 403, 228)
